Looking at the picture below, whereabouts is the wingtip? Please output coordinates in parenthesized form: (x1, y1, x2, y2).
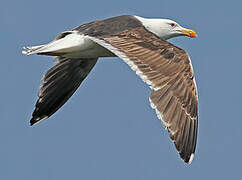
(30, 119, 36, 126)
(188, 153, 194, 164)
(182, 153, 195, 164)
(30, 116, 48, 126)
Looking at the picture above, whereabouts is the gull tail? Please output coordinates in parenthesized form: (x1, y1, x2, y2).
(22, 31, 85, 56)
(22, 45, 46, 55)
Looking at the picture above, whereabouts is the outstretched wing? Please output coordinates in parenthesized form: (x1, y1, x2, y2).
(30, 57, 97, 125)
(87, 27, 198, 163)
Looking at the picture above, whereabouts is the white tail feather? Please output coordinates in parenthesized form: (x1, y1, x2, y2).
(22, 31, 87, 56)
(22, 45, 45, 55)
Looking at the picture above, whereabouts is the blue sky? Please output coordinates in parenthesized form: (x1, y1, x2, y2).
(1, 0, 242, 179)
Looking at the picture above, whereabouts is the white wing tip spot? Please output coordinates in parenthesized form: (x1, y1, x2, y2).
(32, 116, 48, 126)
(188, 153, 194, 164)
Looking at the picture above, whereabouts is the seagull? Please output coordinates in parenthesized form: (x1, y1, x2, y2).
(22, 15, 198, 164)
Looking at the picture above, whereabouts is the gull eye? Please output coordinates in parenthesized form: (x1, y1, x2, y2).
(170, 23, 176, 27)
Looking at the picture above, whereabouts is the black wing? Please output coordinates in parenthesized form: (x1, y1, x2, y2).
(30, 57, 97, 125)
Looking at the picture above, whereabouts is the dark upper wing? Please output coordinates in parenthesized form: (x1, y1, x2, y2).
(30, 57, 97, 125)
(73, 15, 142, 37)
(88, 27, 198, 163)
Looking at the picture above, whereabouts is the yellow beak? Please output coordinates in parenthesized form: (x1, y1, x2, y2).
(179, 29, 197, 38)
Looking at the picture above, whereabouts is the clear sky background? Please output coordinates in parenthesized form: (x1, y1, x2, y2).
(1, 0, 242, 179)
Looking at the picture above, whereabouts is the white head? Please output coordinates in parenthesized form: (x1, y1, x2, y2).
(134, 16, 197, 40)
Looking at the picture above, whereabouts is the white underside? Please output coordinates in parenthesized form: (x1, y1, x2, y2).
(22, 31, 115, 58)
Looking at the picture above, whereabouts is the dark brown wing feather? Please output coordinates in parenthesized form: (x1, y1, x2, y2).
(30, 57, 97, 125)
(89, 27, 198, 163)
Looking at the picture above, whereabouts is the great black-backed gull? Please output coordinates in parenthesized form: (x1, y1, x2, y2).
(22, 15, 198, 164)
